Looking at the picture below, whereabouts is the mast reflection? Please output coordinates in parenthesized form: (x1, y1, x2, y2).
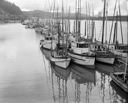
(71, 63, 96, 103)
(50, 63, 71, 103)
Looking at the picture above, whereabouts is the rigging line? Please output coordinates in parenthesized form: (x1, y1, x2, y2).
(124, 7, 128, 81)
(98, 25, 103, 41)
(118, 0, 124, 44)
(109, 0, 118, 44)
(47, 0, 52, 12)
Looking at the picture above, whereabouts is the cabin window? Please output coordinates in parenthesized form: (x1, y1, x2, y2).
(49, 37, 52, 40)
(77, 43, 89, 48)
(45, 37, 52, 40)
(95, 46, 98, 50)
(45, 37, 49, 40)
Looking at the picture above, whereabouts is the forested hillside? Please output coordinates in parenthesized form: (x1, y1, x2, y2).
(0, 0, 22, 15)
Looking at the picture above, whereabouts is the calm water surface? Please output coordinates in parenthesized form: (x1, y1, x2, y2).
(0, 23, 127, 103)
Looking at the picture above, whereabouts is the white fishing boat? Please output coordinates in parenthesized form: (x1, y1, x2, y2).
(96, 57, 115, 64)
(49, 2, 71, 69)
(68, 41, 95, 68)
(90, 43, 116, 64)
(50, 57, 71, 69)
(68, 0, 95, 68)
(90, 0, 116, 65)
(40, 33, 56, 50)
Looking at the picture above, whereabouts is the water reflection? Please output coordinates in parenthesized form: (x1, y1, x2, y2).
(71, 64, 96, 103)
(50, 63, 70, 103)
(0, 23, 127, 103)
(110, 81, 128, 103)
(39, 28, 128, 103)
(49, 61, 128, 103)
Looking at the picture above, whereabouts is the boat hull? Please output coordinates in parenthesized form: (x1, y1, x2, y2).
(40, 40, 56, 50)
(96, 57, 115, 64)
(50, 57, 71, 69)
(111, 72, 128, 93)
(68, 52, 95, 68)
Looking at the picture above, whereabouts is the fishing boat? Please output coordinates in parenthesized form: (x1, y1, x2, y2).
(91, 43, 116, 64)
(50, 61, 70, 103)
(68, 40, 95, 68)
(49, 1, 71, 69)
(35, 27, 43, 34)
(68, 0, 95, 68)
(50, 62, 71, 80)
(50, 31, 71, 69)
(50, 57, 71, 69)
(110, 15, 128, 91)
(111, 71, 128, 92)
(90, 0, 116, 65)
(40, 32, 57, 50)
(50, 42, 71, 69)
(110, 81, 128, 100)
(107, 7, 128, 65)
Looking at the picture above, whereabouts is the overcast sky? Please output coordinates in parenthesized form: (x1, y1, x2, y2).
(7, 0, 128, 15)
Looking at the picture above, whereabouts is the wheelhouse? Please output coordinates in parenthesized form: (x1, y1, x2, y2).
(76, 42, 90, 48)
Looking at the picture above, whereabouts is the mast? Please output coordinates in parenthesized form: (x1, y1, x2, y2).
(124, 8, 128, 81)
(61, 0, 64, 50)
(57, 6, 60, 46)
(88, 3, 91, 39)
(85, 21, 86, 36)
(86, 3, 88, 38)
(75, 0, 78, 42)
(109, 0, 117, 44)
(65, 7, 71, 57)
(118, 0, 124, 44)
(51, 0, 56, 57)
(91, 2, 95, 42)
(78, 0, 81, 40)
(68, 7, 71, 33)
(113, 12, 118, 44)
(62, 0, 64, 34)
(101, 0, 106, 44)
(105, 1, 108, 43)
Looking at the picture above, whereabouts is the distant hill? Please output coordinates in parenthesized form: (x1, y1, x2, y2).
(23, 10, 86, 19)
(0, 0, 23, 22)
(23, 10, 128, 21)
(0, 0, 22, 15)
(23, 10, 52, 19)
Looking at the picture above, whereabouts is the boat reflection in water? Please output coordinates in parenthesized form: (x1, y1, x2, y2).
(110, 81, 128, 103)
(96, 63, 128, 103)
(71, 63, 96, 85)
(41, 45, 128, 103)
(49, 61, 128, 103)
(50, 63, 71, 103)
(71, 63, 96, 103)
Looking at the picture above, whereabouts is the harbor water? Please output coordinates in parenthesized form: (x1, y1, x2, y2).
(0, 23, 127, 103)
